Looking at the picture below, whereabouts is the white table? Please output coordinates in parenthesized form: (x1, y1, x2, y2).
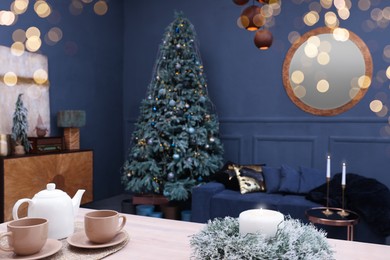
(1, 208, 390, 259)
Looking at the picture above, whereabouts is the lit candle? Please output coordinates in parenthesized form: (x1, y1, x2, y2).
(239, 209, 284, 238)
(342, 162, 346, 186)
(326, 155, 331, 178)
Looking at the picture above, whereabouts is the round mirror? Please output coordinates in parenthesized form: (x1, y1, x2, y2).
(282, 27, 373, 116)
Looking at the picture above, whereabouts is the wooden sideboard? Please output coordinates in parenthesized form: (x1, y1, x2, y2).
(0, 150, 93, 222)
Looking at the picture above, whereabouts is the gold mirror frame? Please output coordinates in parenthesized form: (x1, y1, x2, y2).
(282, 27, 373, 116)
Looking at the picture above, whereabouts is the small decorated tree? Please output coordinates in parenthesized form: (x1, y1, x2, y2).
(12, 93, 30, 154)
(122, 12, 224, 201)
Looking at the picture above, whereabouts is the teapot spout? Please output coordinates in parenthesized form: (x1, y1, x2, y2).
(72, 189, 86, 216)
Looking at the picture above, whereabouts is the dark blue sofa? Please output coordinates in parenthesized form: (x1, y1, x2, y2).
(191, 182, 388, 244)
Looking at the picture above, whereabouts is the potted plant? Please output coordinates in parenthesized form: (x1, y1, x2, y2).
(11, 94, 30, 155)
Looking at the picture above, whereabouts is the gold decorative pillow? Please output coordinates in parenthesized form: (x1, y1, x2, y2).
(233, 166, 265, 194)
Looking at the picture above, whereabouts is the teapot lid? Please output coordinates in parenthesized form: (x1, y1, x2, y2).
(35, 183, 66, 198)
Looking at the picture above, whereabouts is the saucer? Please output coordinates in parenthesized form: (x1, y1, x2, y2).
(0, 239, 62, 260)
(67, 231, 128, 249)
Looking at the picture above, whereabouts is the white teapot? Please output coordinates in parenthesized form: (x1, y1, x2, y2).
(12, 183, 85, 239)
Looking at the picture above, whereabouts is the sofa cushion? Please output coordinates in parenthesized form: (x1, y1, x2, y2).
(298, 166, 325, 194)
(213, 162, 266, 192)
(234, 166, 266, 194)
(263, 166, 281, 193)
(212, 161, 240, 191)
(279, 164, 300, 194)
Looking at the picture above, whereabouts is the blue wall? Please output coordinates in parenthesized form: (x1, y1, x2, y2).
(0, 1, 124, 200)
(123, 1, 390, 190)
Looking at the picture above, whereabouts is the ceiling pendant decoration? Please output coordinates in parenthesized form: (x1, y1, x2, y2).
(233, 0, 250, 5)
(254, 29, 273, 50)
(240, 5, 265, 31)
(233, 0, 280, 50)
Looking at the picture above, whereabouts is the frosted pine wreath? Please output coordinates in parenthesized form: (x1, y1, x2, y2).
(190, 216, 334, 260)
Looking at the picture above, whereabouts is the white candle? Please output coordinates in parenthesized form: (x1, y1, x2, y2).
(0, 140, 8, 156)
(239, 209, 284, 238)
(342, 162, 346, 186)
(326, 155, 331, 178)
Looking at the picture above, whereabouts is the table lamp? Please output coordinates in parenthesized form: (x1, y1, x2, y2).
(57, 110, 86, 150)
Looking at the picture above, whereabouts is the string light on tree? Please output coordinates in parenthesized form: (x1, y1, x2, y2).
(121, 12, 224, 201)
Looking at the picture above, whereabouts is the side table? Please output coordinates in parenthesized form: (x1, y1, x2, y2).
(305, 207, 359, 241)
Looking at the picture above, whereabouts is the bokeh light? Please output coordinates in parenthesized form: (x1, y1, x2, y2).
(25, 35, 42, 52)
(333, 27, 349, 41)
(11, 41, 25, 56)
(320, 0, 332, 9)
(324, 11, 339, 28)
(45, 27, 63, 45)
(34, 0, 51, 18)
(291, 70, 304, 84)
(304, 11, 319, 26)
(338, 7, 350, 20)
(12, 29, 26, 42)
(293, 85, 306, 98)
(358, 0, 371, 11)
(358, 75, 372, 89)
(0, 11, 16, 26)
(3, 72, 18, 86)
(317, 52, 330, 65)
(386, 66, 390, 79)
(26, 26, 40, 38)
(349, 87, 360, 99)
(370, 100, 383, 113)
(288, 31, 300, 44)
(69, 0, 83, 15)
(12, 0, 29, 15)
(94, 0, 108, 16)
(304, 42, 318, 58)
(316, 79, 329, 93)
(33, 69, 48, 85)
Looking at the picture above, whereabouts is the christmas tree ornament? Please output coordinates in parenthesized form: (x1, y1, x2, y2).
(209, 137, 215, 142)
(188, 127, 195, 134)
(199, 96, 206, 103)
(158, 88, 166, 95)
(169, 100, 176, 106)
(168, 172, 175, 181)
(173, 153, 180, 160)
(147, 139, 153, 145)
(175, 63, 181, 69)
(176, 43, 181, 49)
(148, 95, 152, 99)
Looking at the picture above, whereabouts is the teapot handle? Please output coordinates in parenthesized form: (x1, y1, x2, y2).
(12, 199, 33, 220)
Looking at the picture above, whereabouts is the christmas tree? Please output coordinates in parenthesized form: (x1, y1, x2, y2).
(122, 13, 224, 201)
(12, 93, 30, 152)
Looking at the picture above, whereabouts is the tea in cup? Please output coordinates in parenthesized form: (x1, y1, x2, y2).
(0, 218, 48, 256)
(84, 210, 126, 244)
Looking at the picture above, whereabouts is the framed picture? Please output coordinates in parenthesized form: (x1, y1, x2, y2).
(0, 46, 50, 137)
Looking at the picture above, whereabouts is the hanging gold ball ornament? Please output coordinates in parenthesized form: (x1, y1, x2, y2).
(254, 29, 273, 50)
(239, 5, 265, 31)
(233, 0, 249, 5)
